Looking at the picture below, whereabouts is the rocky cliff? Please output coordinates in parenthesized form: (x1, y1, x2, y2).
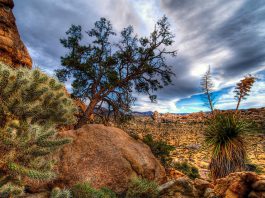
(0, 0, 32, 68)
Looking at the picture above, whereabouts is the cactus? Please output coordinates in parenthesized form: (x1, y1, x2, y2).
(71, 182, 116, 198)
(0, 62, 77, 196)
(50, 187, 72, 198)
(125, 177, 159, 198)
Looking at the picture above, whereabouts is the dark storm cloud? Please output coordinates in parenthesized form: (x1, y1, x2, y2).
(13, 0, 142, 74)
(13, 0, 265, 105)
(161, 0, 265, 89)
(155, 56, 200, 100)
(213, 0, 265, 77)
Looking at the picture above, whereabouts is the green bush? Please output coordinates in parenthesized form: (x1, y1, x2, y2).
(245, 163, 264, 174)
(204, 112, 251, 180)
(71, 182, 116, 198)
(126, 178, 159, 198)
(143, 134, 175, 165)
(0, 63, 77, 196)
(173, 161, 200, 179)
(50, 187, 72, 198)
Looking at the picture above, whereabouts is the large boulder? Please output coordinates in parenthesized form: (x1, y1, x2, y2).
(52, 124, 166, 193)
(0, 0, 32, 68)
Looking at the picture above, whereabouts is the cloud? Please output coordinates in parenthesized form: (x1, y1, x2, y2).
(216, 73, 265, 110)
(132, 95, 180, 113)
(13, 0, 142, 73)
(13, 0, 265, 112)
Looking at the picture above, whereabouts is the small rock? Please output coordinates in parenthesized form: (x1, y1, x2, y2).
(252, 180, 265, 191)
(248, 191, 265, 198)
(194, 178, 213, 196)
(174, 177, 199, 197)
(204, 188, 216, 198)
(186, 144, 201, 150)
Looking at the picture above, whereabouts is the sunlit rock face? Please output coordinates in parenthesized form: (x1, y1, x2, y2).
(0, 0, 32, 68)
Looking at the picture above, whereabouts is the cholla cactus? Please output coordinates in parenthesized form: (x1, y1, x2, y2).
(51, 187, 72, 198)
(0, 63, 77, 196)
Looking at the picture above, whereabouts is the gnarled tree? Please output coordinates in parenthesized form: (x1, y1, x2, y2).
(56, 16, 177, 128)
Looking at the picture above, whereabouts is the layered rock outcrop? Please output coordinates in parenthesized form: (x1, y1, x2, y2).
(0, 0, 32, 68)
(52, 124, 166, 193)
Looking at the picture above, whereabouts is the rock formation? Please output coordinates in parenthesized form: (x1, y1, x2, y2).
(152, 110, 160, 122)
(151, 107, 265, 124)
(0, 0, 32, 68)
(214, 172, 265, 198)
(51, 124, 166, 193)
(161, 172, 265, 198)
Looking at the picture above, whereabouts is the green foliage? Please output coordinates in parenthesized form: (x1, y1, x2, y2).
(0, 184, 23, 198)
(143, 134, 175, 165)
(51, 187, 72, 198)
(204, 112, 251, 180)
(0, 63, 77, 196)
(71, 182, 116, 198)
(56, 16, 177, 127)
(245, 163, 264, 174)
(125, 178, 159, 198)
(173, 161, 200, 179)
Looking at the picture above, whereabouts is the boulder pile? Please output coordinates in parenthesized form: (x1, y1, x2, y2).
(152, 107, 265, 124)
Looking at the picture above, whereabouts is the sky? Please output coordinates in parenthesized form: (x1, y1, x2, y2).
(13, 0, 265, 113)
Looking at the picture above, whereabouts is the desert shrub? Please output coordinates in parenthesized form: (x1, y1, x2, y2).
(204, 112, 251, 180)
(125, 178, 159, 198)
(173, 161, 200, 179)
(0, 63, 77, 196)
(245, 163, 264, 174)
(128, 131, 140, 140)
(143, 134, 175, 165)
(50, 187, 72, 198)
(71, 182, 116, 198)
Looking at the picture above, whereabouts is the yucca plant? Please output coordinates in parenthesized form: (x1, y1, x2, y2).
(204, 112, 250, 180)
(0, 62, 77, 196)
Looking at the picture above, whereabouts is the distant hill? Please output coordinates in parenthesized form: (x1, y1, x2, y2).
(132, 111, 191, 116)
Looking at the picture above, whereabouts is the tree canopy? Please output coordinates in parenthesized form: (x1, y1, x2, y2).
(56, 16, 177, 127)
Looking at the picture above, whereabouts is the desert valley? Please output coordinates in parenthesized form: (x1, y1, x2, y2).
(0, 0, 264, 198)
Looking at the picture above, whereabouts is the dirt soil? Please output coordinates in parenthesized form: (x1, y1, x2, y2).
(120, 116, 265, 180)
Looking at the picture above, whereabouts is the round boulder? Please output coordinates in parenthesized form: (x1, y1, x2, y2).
(53, 124, 166, 193)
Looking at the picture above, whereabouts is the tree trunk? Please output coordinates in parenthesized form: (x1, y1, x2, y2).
(236, 97, 241, 111)
(75, 99, 98, 129)
(207, 92, 214, 113)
